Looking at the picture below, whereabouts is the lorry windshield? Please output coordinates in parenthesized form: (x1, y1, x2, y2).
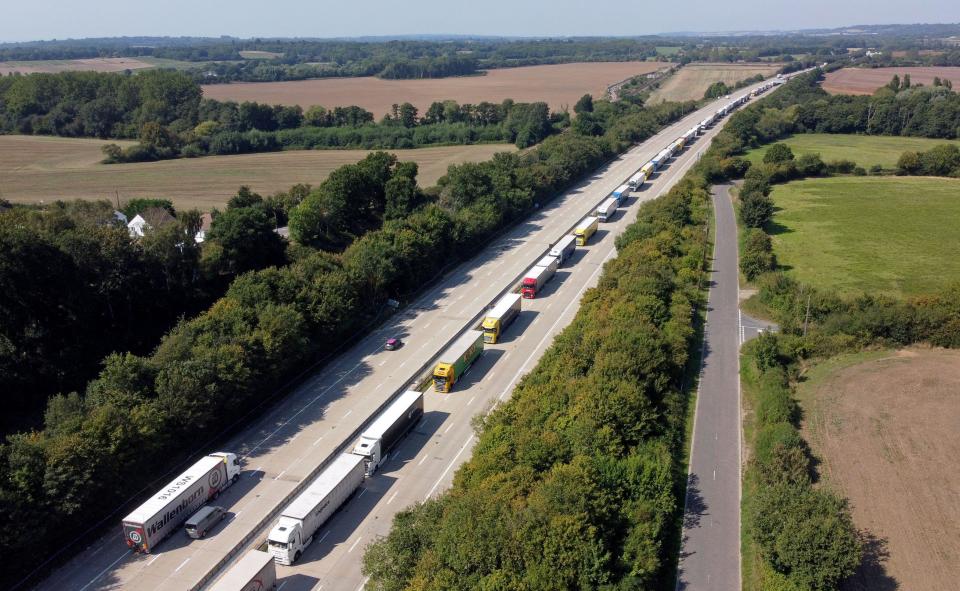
(433, 377, 447, 389)
(269, 540, 288, 550)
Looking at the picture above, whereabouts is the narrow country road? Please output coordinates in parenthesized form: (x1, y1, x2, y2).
(676, 182, 764, 590)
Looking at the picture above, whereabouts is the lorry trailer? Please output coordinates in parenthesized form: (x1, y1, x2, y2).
(596, 197, 619, 222)
(352, 390, 424, 475)
(209, 550, 277, 591)
(122, 452, 241, 553)
(640, 162, 655, 177)
(482, 293, 522, 344)
(612, 184, 630, 205)
(521, 256, 558, 299)
(433, 330, 484, 392)
(549, 234, 577, 265)
(574, 216, 599, 246)
(627, 170, 646, 189)
(267, 453, 365, 565)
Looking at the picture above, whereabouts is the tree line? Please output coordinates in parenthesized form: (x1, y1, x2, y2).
(0, 92, 693, 587)
(363, 169, 711, 591)
(104, 98, 563, 162)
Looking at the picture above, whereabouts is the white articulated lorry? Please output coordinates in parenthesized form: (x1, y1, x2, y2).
(122, 452, 241, 553)
(549, 234, 577, 265)
(267, 453, 365, 565)
(596, 197, 619, 222)
(208, 550, 277, 591)
(352, 390, 425, 475)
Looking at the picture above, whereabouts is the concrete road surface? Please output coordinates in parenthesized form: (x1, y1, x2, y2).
(33, 84, 772, 591)
(675, 183, 771, 590)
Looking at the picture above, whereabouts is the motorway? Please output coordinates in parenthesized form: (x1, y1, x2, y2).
(674, 183, 772, 590)
(34, 83, 771, 591)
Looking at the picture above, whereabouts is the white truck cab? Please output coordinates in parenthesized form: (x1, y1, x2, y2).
(267, 517, 304, 565)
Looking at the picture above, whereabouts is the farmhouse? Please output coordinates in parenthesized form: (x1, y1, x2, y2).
(128, 207, 175, 238)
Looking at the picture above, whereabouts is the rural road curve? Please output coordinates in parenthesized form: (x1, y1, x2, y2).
(676, 182, 770, 590)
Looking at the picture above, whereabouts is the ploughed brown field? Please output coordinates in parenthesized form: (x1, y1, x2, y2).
(201, 62, 667, 116)
(0, 57, 157, 75)
(801, 348, 960, 591)
(0, 135, 514, 211)
(822, 66, 960, 95)
(647, 62, 781, 103)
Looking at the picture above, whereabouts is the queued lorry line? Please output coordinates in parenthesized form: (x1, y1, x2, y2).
(121, 452, 241, 553)
(612, 183, 630, 206)
(105, 78, 779, 583)
(209, 550, 277, 591)
(433, 330, 485, 393)
(482, 293, 522, 344)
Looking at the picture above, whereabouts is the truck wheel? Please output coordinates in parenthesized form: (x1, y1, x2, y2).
(200, 530, 206, 538)
(294, 551, 302, 563)
(213, 490, 220, 500)
(232, 474, 240, 484)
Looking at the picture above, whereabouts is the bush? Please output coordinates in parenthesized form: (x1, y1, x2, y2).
(795, 152, 826, 177)
(763, 143, 795, 164)
(740, 190, 774, 228)
(740, 228, 775, 280)
(826, 159, 856, 174)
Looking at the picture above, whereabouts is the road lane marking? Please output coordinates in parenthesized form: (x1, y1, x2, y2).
(467, 396, 475, 406)
(444, 422, 454, 434)
(313, 436, 324, 446)
(379, 359, 387, 366)
(356, 577, 370, 591)
(174, 558, 190, 572)
(344, 410, 352, 418)
(387, 490, 399, 505)
(348, 537, 362, 553)
(418, 455, 428, 466)
(358, 488, 367, 498)
(426, 435, 474, 499)
(274, 470, 287, 480)
(278, 581, 288, 590)
(78, 551, 129, 591)
(147, 555, 160, 566)
(317, 530, 330, 545)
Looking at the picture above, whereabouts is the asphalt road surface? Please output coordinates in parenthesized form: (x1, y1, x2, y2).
(675, 183, 771, 590)
(33, 84, 773, 591)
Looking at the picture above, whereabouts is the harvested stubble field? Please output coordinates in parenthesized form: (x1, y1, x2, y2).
(822, 66, 960, 94)
(201, 61, 666, 116)
(647, 62, 781, 103)
(799, 348, 960, 591)
(0, 135, 513, 211)
(0, 57, 157, 75)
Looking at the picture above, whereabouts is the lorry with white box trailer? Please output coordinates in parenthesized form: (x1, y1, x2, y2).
(549, 234, 577, 265)
(208, 550, 277, 591)
(352, 390, 424, 475)
(627, 170, 646, 189)
(482, 293, 522, 344)
(596, 197, 619, 222)
(267, 453, 366, 565)
(612, 184, 630, 205)
(122, 452, 241, 553)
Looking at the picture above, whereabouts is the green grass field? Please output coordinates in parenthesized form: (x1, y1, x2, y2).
(655, 46, 682, 56)
(746, 134, 960, 169)
(768, 176, 960, 297)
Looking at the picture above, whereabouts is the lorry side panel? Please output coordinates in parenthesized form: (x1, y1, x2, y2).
(379, 392, 425, 453)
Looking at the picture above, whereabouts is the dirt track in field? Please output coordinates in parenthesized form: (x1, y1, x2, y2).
(201, 62, 666, 116)
(803, 348, 960, 591)
(822, 67, 960, 95)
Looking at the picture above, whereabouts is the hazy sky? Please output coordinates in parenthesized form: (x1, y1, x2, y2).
(4, 0, 960, 43)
